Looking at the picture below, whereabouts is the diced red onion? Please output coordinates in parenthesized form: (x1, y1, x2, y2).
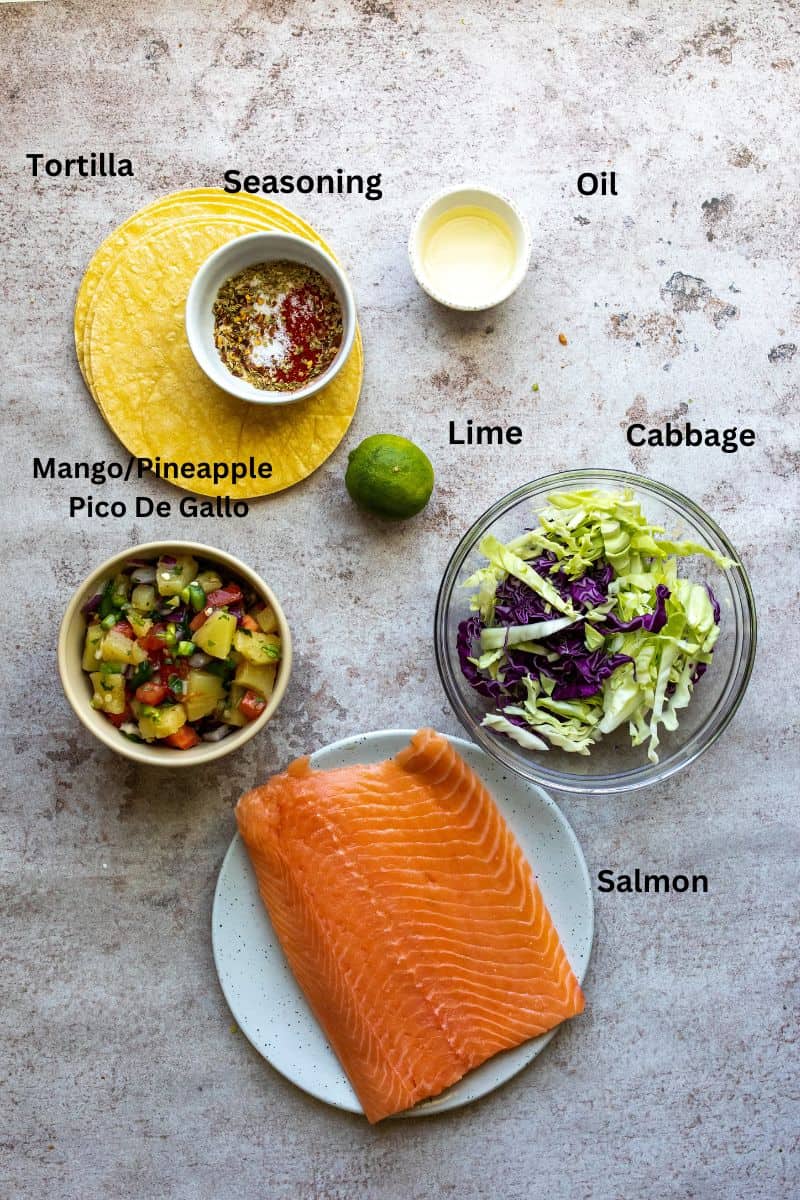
(130, 566, 156, 584)
(189, 651, 211, 668)
(202, 725, 232, 743)
(159, 554, 177, 566)
(125, 557, 153, 569)
(81, 591, 103, 614)
(164, 606, 187, 623)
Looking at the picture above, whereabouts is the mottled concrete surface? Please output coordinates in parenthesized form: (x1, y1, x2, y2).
(1, 2, 798, 1197)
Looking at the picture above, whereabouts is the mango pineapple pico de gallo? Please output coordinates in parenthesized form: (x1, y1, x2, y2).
(81, 553, 281, 749)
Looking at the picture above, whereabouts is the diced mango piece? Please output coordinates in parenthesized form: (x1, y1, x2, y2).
(196, 569, 222, 594)
(254, 605, 278, 634)
(234, 660, 276, 698)
(102, 628, 147, 665)
(131, 583, 156, 613)
(156, 554, 198, 597)
(90, 671, 126, 715)
(183, 670, 224, 722)
(82, 624, 104, 671)
(193, 609, 237, 659)
(234, 629, 281, 666)
(126, 609, 153, 638)
(138, 703, 187, 741)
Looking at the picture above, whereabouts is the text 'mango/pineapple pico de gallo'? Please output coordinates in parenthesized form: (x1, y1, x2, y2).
(80, 553, 282, 749)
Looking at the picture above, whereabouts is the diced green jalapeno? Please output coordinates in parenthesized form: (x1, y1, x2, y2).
(101, 612, 120, 630)
(175, 640, 195, 657)
(164, 625, 177, 648)
(187, 583, 206, 612)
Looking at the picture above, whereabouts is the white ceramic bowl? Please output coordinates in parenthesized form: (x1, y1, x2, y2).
(186, 231, 356, 405)
(408, 185, 531, 312)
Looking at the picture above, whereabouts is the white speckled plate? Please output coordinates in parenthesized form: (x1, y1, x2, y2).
(212, 730, 594, 1118)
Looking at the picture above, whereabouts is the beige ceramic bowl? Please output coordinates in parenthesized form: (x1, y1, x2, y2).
(58, 541, 292, 767)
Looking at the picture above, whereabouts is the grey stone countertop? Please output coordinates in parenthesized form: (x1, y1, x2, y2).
(1, 2, 797, 1197)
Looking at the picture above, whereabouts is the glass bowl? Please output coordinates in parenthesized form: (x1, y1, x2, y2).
(434, 469, 756, 795)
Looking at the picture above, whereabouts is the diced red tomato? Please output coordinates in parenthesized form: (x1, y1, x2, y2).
(189, 609, 209, 632)
(166, 657, 190, 678)
(113, 619, 136, 640)
(206, 585, 243, 609)
(163, 726, 201, 750)
(135, 681, 168, 706)
(240, 614, 260, 632)
(104, 703, 133, 729)
(239, 689, 267, 722)
(137, 622, 168, 652)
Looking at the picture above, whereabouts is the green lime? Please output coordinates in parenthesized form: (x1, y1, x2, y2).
(345, 434, 434, 520)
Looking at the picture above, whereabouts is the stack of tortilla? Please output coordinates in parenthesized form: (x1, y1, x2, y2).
(75, 189, 363, 499)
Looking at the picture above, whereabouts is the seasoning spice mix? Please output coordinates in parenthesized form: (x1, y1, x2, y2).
(213, 260, 343, 391)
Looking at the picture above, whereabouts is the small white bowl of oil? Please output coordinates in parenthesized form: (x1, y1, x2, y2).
(409, 186, 531, 312)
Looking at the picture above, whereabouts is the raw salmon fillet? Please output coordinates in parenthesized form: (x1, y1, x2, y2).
(236, 728, 585, 1122)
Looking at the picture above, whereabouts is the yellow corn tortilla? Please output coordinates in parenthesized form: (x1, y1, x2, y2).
(75, 189, 314, 384)
(81, 211, 288, 397)
(80, 197, 362, 499)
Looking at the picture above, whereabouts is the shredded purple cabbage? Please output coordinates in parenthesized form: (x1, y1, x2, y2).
(458, 603, 634, 705)
(569, 575, 607, 609)
(598, 584, 670, 634)
(705, 583, 721, 625)
(509, 635, 633, 702)
(493, 556, 614, 628)
(497, 709, 528, 728)
(494, 649, 532, 689)
(456, 615, 509, 701)
(494, 577, 554, 626)
(458, 543, 721, 746)
(456, 557, 671, 709)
